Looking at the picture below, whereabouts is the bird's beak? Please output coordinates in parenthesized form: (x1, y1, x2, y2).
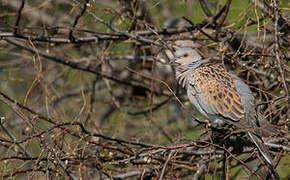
(169, 57, 181, 66)
(169, 57, 178, 65)
(169, 57, 175, 64)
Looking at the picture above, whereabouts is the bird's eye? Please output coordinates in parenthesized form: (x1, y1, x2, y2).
(183, 53, 189, 57)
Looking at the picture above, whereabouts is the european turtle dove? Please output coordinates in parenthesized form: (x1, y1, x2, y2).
(172, 47, 279, 179)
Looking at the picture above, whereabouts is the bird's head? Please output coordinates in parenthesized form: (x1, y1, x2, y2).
(171, 47, 202, 65)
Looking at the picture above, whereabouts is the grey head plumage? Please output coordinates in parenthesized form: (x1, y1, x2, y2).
(172, 48, 202, 88)
(174, 47, 202, 64)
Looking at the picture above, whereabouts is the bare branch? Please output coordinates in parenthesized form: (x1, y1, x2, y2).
(272, 0, 289, 100)
(198, 0, 213, 18)
(14, 0, 25, 34)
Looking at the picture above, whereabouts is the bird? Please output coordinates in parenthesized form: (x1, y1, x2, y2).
(171, 47, 279, 179)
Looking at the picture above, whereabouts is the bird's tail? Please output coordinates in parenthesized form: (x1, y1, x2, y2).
(247, 132, 273, 165)
(247, 132, 280, 180)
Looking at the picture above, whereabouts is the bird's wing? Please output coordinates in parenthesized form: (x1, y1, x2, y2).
(189, 63, 246, 122)
(231, 74, 255, 115)
(232, 74, 279, 136)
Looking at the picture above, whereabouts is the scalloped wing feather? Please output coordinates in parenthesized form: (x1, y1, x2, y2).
(190, 63, 246, 122)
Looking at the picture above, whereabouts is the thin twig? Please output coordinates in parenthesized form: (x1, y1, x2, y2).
(5, 38, 170, 96)
(51, 149, 79, 180)
(69, 0, 90, 42)
(14, 0, 25, 34)
(0, 117, 31, 157)
(216, 0, 232, 29)
(272, 0, 288, 100)
(198, 0, 213, 18)
(159, 151, 175, 180)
